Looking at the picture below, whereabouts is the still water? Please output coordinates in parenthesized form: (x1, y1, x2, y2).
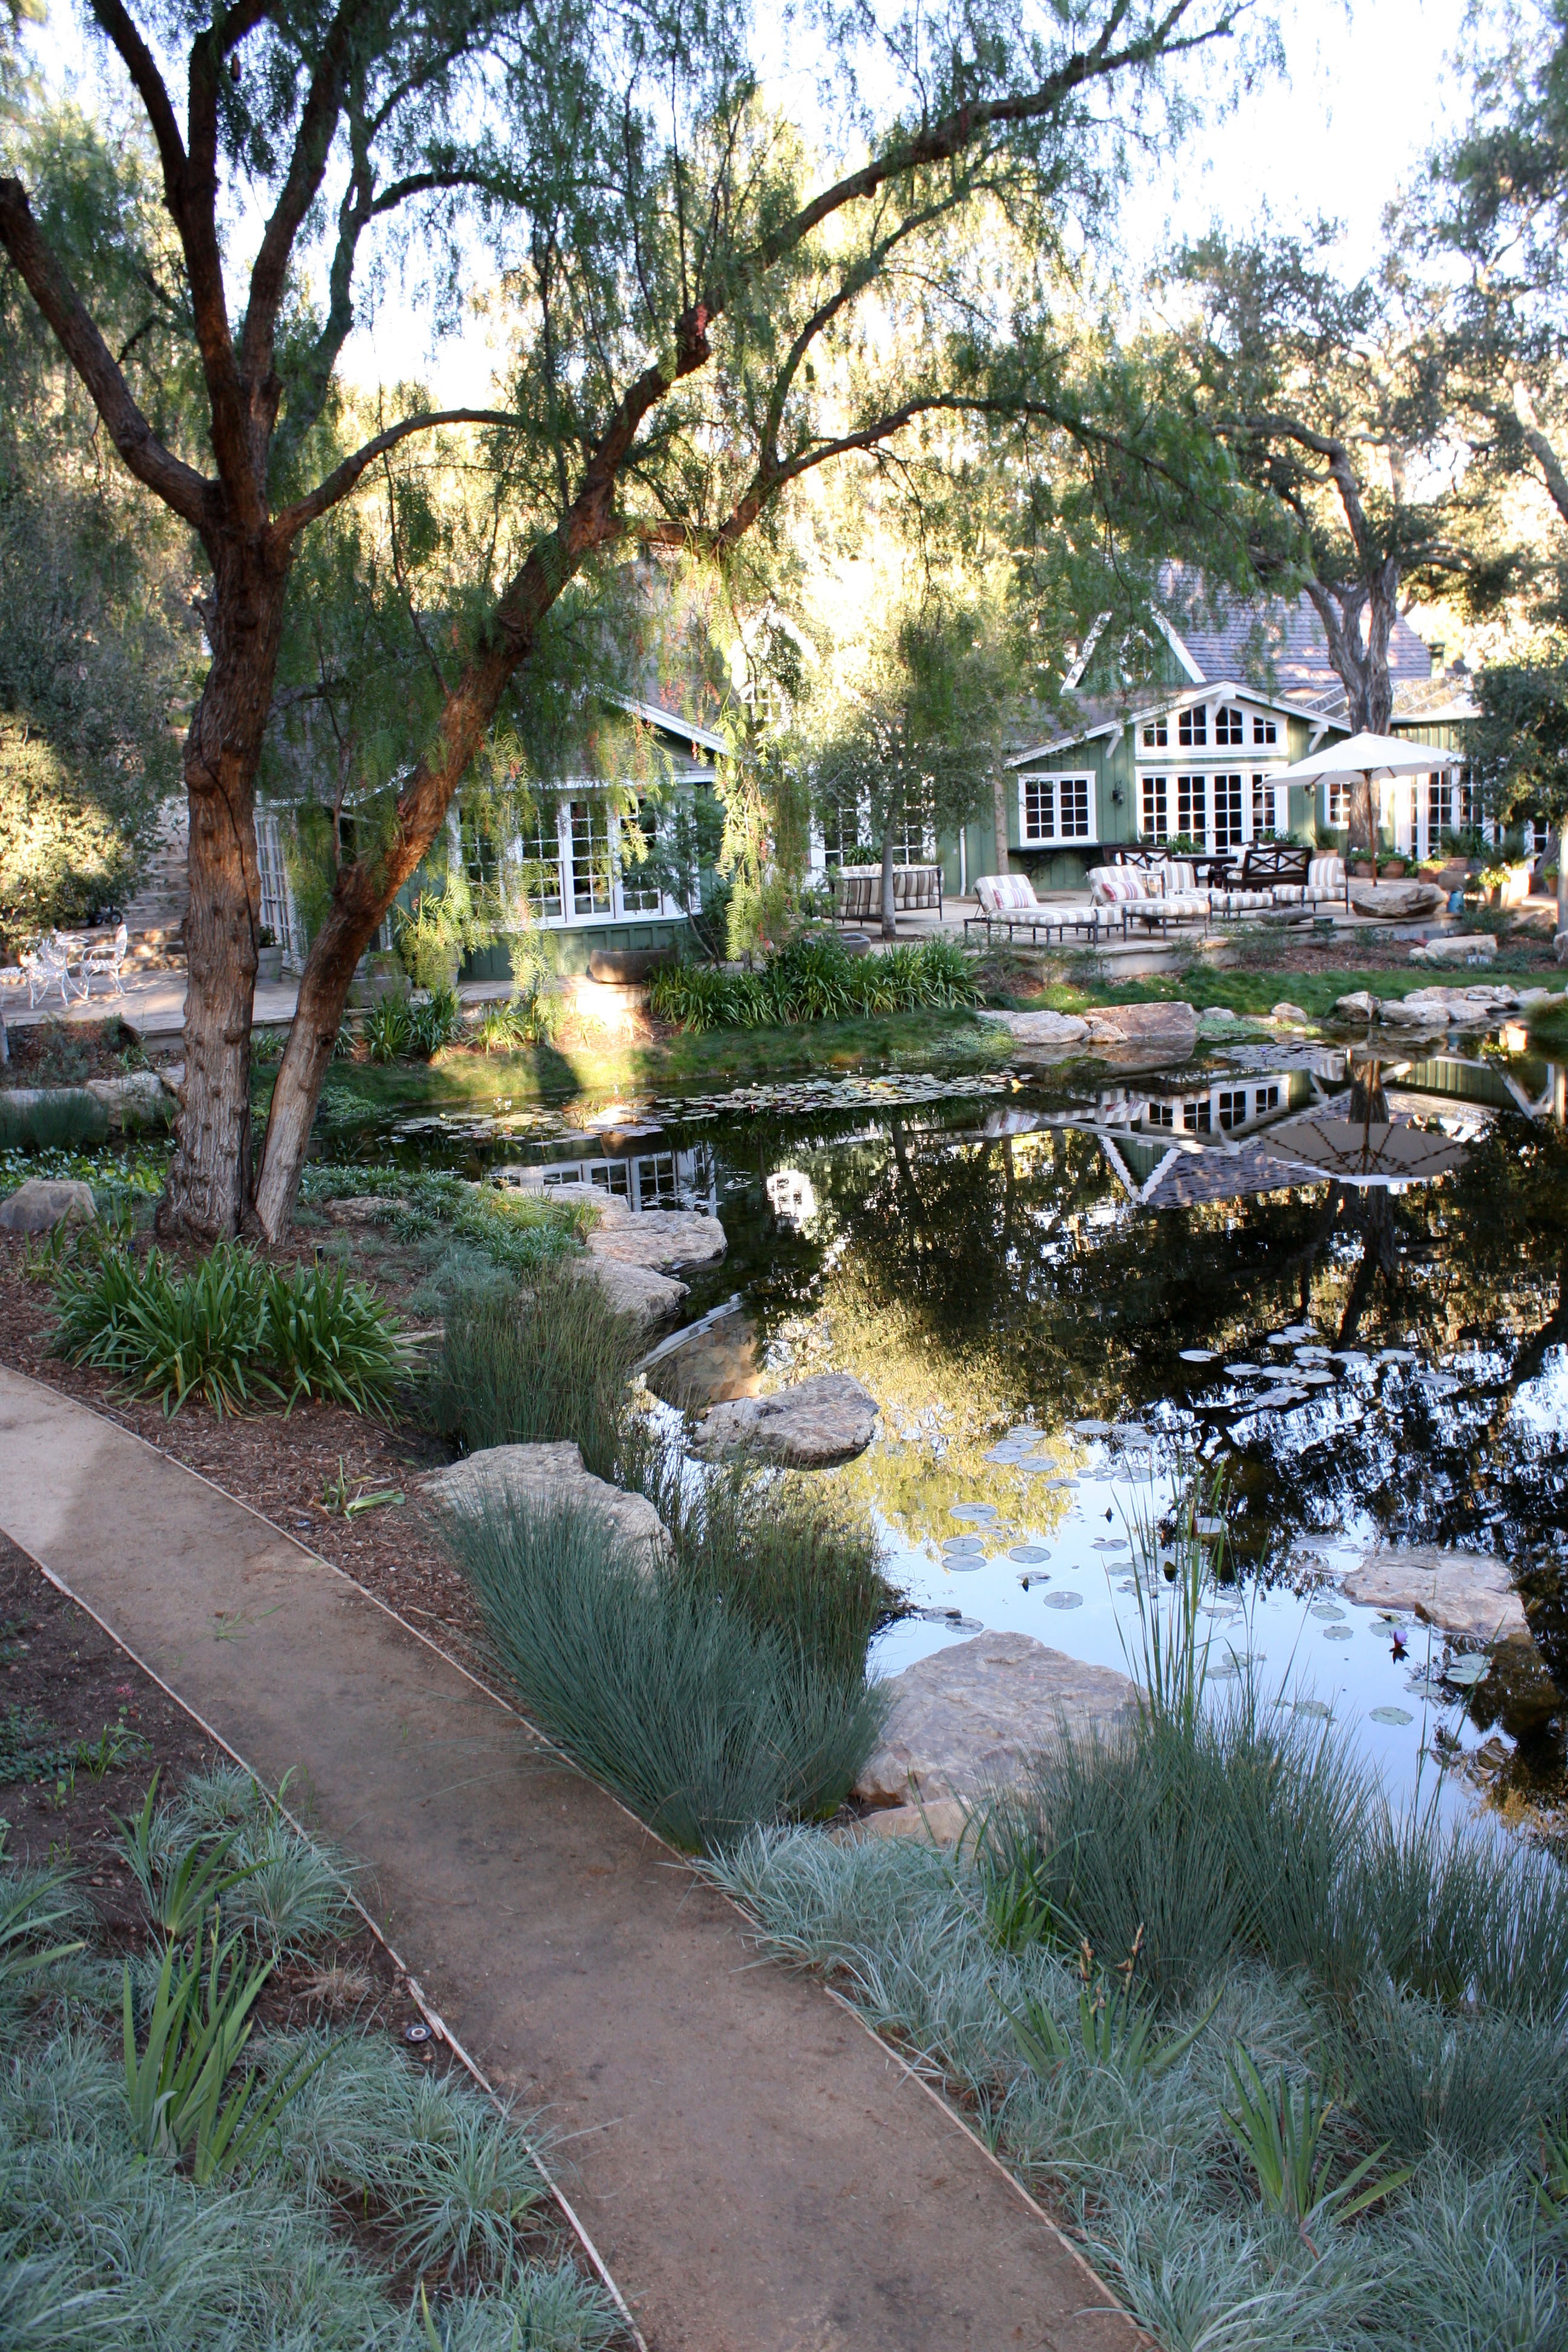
(332, 1037, 1568, 1813)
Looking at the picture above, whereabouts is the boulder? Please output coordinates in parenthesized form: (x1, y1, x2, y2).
(322, 1194, 399, 1226)
(1080, 999, 1199, 1053)
(846, 1797, 972, 1847)
(0, 1177, 97, 1234)
(691, 1372, 878, 1468)
(541, 1181, 726, 1275)
(1340, 1544, 1529, 1644)
(569, 1252, 688, 1334)
(1556, 931, 1568, 966)
(1348, 880, 1448, 921)
(420, 1440, 668, 1570)
(978, 1008, 1091, 1050)
(1332, 991, 1377, 1022)
(1411, 933, 1496, 966)
(1271, 1002, 1311, 1025)
(854, 1630, 1138, 1806)
(85, 1070, 172, 1129)
(1379, 990, 1454, 1027)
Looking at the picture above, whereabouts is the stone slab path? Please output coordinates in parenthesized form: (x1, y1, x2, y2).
(0, 1365, 1138, 2352)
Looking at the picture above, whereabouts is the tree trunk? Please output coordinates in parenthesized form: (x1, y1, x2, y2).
(249, 895, 370, 1242)
(158, 552, 291, 1241)
(880, 820, 898, 941)
(1557, 810, 1568, 938)
(991, 765, 1010, 887)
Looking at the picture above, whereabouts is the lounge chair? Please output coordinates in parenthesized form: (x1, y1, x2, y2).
(1089, 863, 1212, 936)
(1263, 852, 1349, 913)
(964, 872, 1122, 944)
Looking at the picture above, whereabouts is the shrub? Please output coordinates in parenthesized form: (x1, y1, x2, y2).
(363, 994, 413, 1062)
(621, 1423, 904, 1679)
(301, 1165, 588, 1281)
(410, 982, 464, 1057)
(646, 932, 980, 1032)
(450, 1499, 888, 1851)
(0, 1086, 109, 1151)
(51, 1234, 406, 1417)
(472, 993, 558, 1051)
(428, 1255, 644, 1477)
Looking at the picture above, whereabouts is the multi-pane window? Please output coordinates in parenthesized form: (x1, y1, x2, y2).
(1177, 774, 1206, 840)
(1255, 1083, 1279, 1114)
(1183, 1097, 1212, 1134)
(619, 798, 662, 912)
(1217, 1088, 1249, 1131)
(1178, 707, 1207, 748)
(1252, 714, 1278, 746)
(569, 800, 613, 916)
(1146, 1100, 1175, 1129)
(1327, 781, 1351, 828)
(1459, 767, 1486, 835)
(1425, 776, 1452, 855)
(820, 797, 862, 867)
(1216, 706, 1244, 746)
(1020, 774, 1091, 841)
(518, 810, 564, 920)
(256, 812, 299, 960)
(1252, 774, 1281, 838)
(1142, 718, 1168, 748)
(1213, 774, 1244, 849)
(892, 814, 935, 863)
(1142, 775, 1169, 842)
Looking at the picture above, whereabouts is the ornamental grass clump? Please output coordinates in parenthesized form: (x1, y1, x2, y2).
(619, 1420, 904, 1680)
(429, 1254, 644, 1478)
(646, 932, 979, 1032)
(448, 1498, 888, 1852)
(50, 1231, 407, 1416)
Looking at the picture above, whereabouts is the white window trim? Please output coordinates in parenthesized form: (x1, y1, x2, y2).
(1018, 771, 1098, 846)
(505, 783, 688, 930)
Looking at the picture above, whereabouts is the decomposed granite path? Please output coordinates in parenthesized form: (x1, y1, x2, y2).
(0, 1364, 1140, 2352)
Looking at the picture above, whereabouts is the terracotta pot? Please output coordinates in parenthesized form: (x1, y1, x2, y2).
(588, 947, 674, 984)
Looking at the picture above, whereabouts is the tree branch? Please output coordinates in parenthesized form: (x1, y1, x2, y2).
(0, 177, 216, 529)
(270, 408, 526, 540)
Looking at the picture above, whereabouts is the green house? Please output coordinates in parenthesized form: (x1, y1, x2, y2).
(929, 589, 1479, 897)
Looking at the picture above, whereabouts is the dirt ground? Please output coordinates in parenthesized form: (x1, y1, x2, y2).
(0, 1527, 410, 2037)
(0, 1013, 162, 1090)
(0, 1234, 493, 1674)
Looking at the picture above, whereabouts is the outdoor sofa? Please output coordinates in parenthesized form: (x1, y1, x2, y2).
(832, 863, 944, 924)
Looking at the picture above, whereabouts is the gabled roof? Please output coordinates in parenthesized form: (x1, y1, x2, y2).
(1157, 566, 1434, 705)
(608, 693, 728, 757)
(1006, 678, 1341, 769)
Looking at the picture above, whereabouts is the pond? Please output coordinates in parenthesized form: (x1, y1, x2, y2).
(323, 1035, 1568, 1815)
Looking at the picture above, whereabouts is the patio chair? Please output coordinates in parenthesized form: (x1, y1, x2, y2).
(1210, 844, 1312, 919)
(831, 864, 944, 924)
(965, 872, 1123, 945)
(21, 934, 87, 1008)
(82, 921, 131, 999)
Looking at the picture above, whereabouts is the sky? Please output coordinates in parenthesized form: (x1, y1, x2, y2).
(28, 0, 1478, 399)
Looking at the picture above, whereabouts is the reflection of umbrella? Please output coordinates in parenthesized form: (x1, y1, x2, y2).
(1267, 1114, 1469, 1187)
(1270, 730, 1463, 880)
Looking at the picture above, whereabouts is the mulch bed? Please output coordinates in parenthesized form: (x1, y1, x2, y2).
(0, 1013, 164, 1090)
(0, 1527, 411, 2037)
(0, 1232, 494, 1677)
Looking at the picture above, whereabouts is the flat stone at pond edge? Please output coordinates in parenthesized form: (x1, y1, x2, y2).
(690, 1373, 878, 1468)
(0, 1178, 97, 1234)
(1081, 1000, 1200, 1054)
(539, 1181, 727, 1274)
(978, 1008, 1090, 1050)
(854, 1630, 1136, 1804)
(420, 1441, 668, 1570)
(1341, 1544, 1529, 1643)
(568, 1253, 689, 1334)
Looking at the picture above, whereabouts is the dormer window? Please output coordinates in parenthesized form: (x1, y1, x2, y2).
(1253, 714, 1278, 746)
(1216, 706, 1244, 746)
(1178, 707, 1207, 748)
(1142, 719, 1168, 748)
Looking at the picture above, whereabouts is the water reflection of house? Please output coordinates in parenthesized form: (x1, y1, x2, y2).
(503, 1144, 719, 1214)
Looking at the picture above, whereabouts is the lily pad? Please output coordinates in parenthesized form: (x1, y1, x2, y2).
(1308, 1603, 1347, 1621)
(1093, 1537, 1130, 1552)
(1295, 1699, 1332, 1719)
(1443, 1656, 1490, 1687)
(949, 1503, 997, 1523)
(1370, 1706, 1416, 1726)
(1178, 1348, 1216, 1363)
(1041, 1590, 1083, 1609)
(1008, 1544, 1051, 1564)
(1070, 1417, 1112, 1434)
(942, 1536, 985, 1557)
(1321, 1625, 1354, 1642)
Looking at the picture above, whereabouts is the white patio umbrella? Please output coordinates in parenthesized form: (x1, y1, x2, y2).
(1270, 731, 1465, 880)
(1266, 1112, 1469, 1188)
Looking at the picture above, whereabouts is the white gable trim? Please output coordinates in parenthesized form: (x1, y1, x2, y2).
(1152, 609, 1206, 682)
(1061, 612, 1111, 693)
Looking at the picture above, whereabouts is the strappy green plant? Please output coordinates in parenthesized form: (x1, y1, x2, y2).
(1223, 2044, 1411, 2250)
(117, 1771, 266, 1939)
(1005, 1935, 1218, 2086)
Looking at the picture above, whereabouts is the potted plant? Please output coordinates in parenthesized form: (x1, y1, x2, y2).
(255, 924, 284, 984)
